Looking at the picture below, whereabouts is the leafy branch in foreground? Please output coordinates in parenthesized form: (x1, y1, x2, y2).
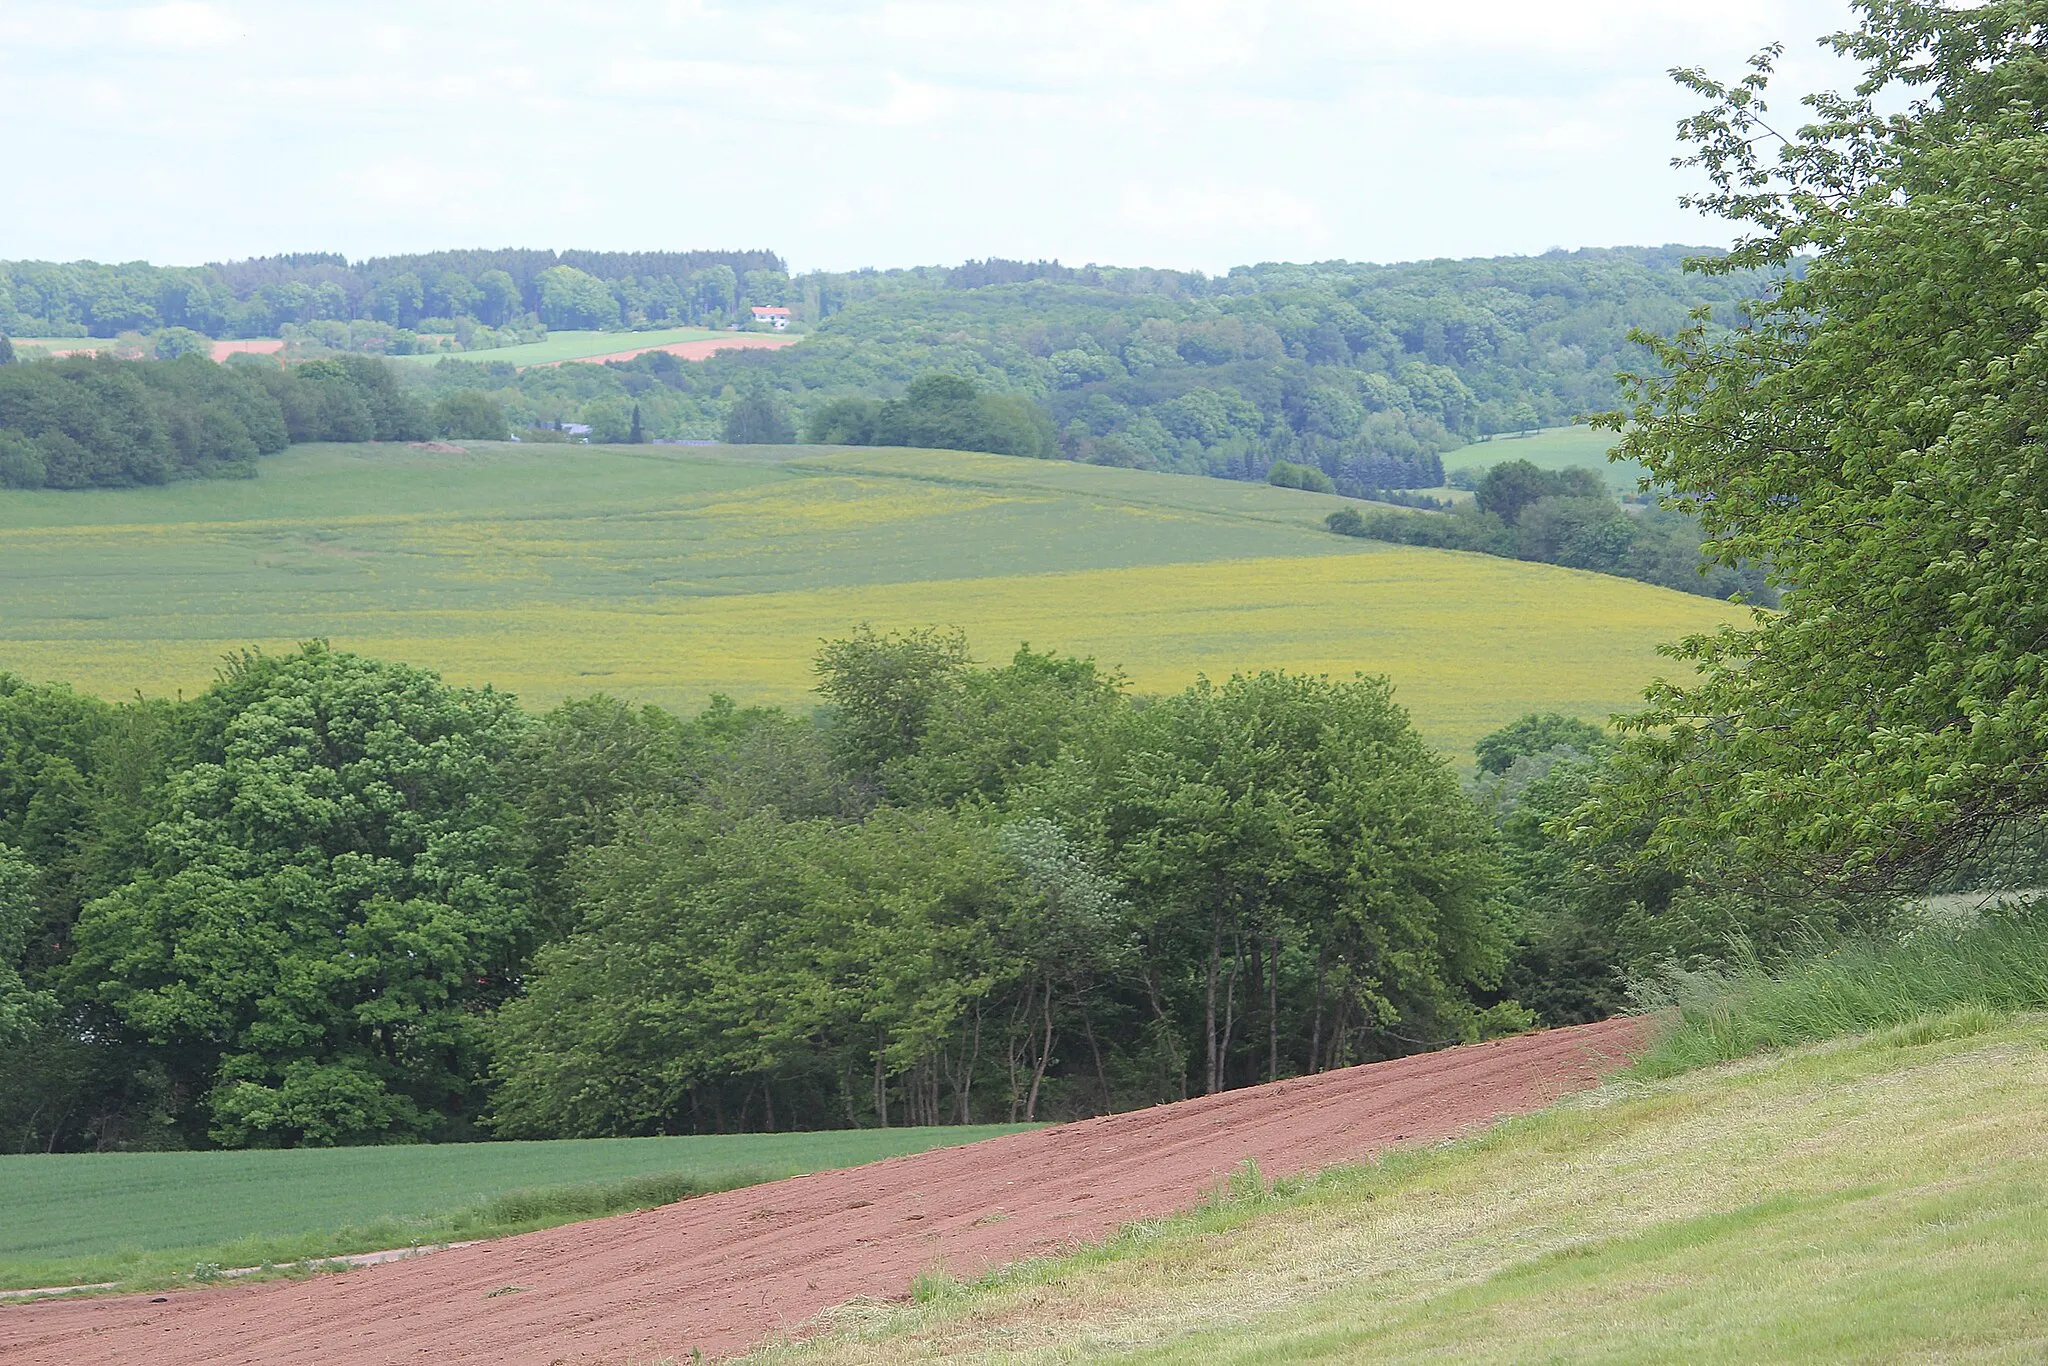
(1579, 0, 2048, 899)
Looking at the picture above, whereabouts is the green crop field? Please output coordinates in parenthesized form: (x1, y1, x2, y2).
(760, 1017, 2048, 1364)
(1448, 426, 1648, 490)
(384, 327, 733, 367)
(0, 1125, 1028, 1292)
(0, 442, 1746, 753)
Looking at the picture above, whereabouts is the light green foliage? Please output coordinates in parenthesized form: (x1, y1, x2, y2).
(0, 1125, 1027, 1291)
(66, 643, 533, 1146)
(813, 625, 971, 785)
(1585, 3, 2048, 895)
(1059, 671, 1514, 1094)
(755, 1018, 2048, 1364)
(429, 389, 508, 440)
(487, 805, 1024, 1136)
(534, 266, 621, 331)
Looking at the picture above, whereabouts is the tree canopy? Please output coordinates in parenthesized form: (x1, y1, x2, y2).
(1580, 0, 2048, 896)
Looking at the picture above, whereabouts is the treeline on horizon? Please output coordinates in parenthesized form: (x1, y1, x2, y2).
(1, 249, 788, 340)
(3, 246, 1774, 499)
(0, 353, 493, 488)
(0, 636, 1597, 1152)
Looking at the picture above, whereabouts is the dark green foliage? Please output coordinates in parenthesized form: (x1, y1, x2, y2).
(1475, 713, 1609, 775)
(722, 390, 795, 444)
(0, 335, 16, 365)
(0, 352, 436, 490)
(5, 635, 1530, 1146)
(1265, 459, 1335, 493)
(1474, 460, 1604, 525)
(1325, 462, 1775, 603)
(800, 375, 1056, 459)
(0, 845, 53, 1046)
(65, 644, 532, 1147)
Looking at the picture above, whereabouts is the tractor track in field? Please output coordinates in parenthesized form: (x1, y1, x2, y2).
(0, 1016, 1648, 1365)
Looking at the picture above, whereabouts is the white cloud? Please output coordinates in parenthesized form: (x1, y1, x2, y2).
(122, 2, 241, 49)
(0, 0, 1867, 271)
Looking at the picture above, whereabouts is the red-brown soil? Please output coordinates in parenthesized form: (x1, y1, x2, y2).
(0, 1017, 1647, 1366)
(531, 335, 800, 369)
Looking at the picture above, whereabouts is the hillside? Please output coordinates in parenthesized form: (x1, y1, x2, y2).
(0, 442, 1744, 752)
(763, 1015, 2048, 1363)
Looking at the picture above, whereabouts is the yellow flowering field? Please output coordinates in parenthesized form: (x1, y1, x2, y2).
(0, 442, 1745, 752)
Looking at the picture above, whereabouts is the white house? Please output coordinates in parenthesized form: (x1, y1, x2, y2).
(750, 306, 792, 330)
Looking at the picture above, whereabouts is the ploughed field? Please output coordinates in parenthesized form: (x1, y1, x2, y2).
(0, 1019, 1647, 1365)
(0, 1127, 1029, 1295)
(0, 443, 1746, 752)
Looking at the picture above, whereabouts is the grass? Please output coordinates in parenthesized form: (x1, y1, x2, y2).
(0, 1125, 1029, 1293)
(1629, 909, 2048, 1079)
(382, 327, 733, 367)
(0, 443, 1742, 754)
(747, 1018, 2048, 1363)
(1451, 425, 1648, 490)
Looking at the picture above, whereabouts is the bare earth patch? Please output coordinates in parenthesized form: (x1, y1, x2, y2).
(0, 1018, 1644, 1365)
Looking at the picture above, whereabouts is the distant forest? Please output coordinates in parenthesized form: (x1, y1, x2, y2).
(425, 246, 1776, 494)
(1, 246, 1775, 502)
(0, 249, 787, 340)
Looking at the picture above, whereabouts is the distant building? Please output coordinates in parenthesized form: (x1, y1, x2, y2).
(750, 306, 792, 331)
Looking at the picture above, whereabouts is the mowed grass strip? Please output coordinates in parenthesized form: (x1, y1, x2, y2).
(0, 1126, 1029, 1293)
(382, 327, 732, 367)
(752, 1018, 2048, 1364)
(0, 442, 1744, 752)
(1447, 425, 1647, 490)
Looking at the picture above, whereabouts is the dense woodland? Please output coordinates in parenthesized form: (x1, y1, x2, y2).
(0, 250, 786, 341)
(0, 637, 1553, 1151)
(2, 1, 2043, 1164)
(2, 245, 1774, 503)
(1328, 460, 1777, 604)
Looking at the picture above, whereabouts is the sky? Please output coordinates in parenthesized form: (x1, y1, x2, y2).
(3, 0, 1868, 275)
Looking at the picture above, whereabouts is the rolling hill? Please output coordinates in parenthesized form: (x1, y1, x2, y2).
(0, 443, 1745, 751)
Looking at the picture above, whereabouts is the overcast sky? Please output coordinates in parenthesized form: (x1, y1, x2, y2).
(4, 0, 1866, 274)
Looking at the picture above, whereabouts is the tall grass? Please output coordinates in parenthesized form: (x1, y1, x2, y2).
(1630, 907, 2048, 1079)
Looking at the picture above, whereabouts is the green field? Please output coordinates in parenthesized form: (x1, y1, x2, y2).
(384, 327, 732, 368)
(0, 1125, 1027, 1292)
(759, 1017, 2048, 1363)
(0, 442, 1745, 753)
(1450, 426, 1648, 490)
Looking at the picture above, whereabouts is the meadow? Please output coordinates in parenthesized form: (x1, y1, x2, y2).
(0, 1125, 1028, 1292)
(755, 1016, 2048, 1363)
(1449, 425, 1648, 490)
(383, 326, 731, 368)
(0, 442, 1745, 753)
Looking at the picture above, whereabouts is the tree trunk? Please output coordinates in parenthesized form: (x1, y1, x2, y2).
(1081, 995, 1111, 1114)
(1309, 943, 1329, 1073)
(1268, 934, 1281, 1082)
(1025, 990, 1055, 1122)
(1218, 933, 1243, 1092)
(1204, 909, 1223, 1095)
(873, 1044, 889, 1128)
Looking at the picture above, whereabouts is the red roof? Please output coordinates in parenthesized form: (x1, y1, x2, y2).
(751, 306, 792, 316)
